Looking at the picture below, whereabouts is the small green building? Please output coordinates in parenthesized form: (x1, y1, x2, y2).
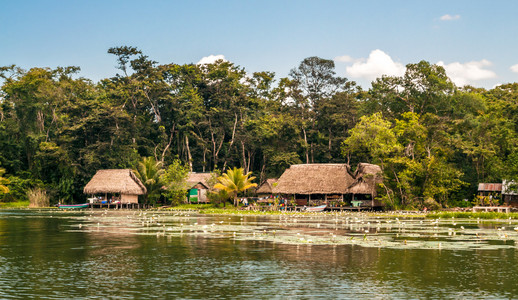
(186, 173, 212, 203)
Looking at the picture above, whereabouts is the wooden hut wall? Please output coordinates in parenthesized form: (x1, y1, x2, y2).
(121, 194, 139, 204)
(199, 189, 208, 202)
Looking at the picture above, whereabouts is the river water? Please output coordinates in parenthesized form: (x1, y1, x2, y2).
(0, 209, 517, 299)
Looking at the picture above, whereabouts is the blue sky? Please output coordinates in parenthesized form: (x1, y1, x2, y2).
(1, 0, 518, 89)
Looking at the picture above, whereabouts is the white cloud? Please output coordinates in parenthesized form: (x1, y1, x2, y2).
(511, 64, 518, 73)
(437, 60, 496, 86)
(197, 54, 227, 65)
(334, 55, 354, 63)
(345, 49, 405, 80)
(440, 14, 461, 21)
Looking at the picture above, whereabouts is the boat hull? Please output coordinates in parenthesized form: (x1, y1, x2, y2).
(59, 204, 89, 209)
(305, 205, 327, 212)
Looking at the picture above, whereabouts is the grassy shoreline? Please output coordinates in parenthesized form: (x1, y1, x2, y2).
(167, 204, 518, 219)
(425, 211, 518, 219)
(0, 201, 30, 208)
(2, 202, 517, 220)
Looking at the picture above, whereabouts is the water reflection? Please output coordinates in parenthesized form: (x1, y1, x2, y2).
(0, 210, 517, 298)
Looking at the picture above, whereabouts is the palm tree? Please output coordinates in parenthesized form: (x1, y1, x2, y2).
(0, 168, 9, 195)
(214, 167, 257, 206)
(134, 157, 164, 205)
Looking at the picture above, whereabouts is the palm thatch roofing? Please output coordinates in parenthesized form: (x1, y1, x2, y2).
(186, 173, 212, 189)
(348, 178, 376, 194)
(354, 163, 382, 179)
(256, 178, 278, 194)
(83, 169, 147, 195)
(272, 164, 355, 195)
(349, 163, 383, 195)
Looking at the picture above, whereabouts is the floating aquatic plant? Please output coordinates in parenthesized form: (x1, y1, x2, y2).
(49, 210, 518, 251)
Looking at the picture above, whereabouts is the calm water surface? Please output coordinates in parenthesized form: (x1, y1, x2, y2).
(0, 210, 517, 299)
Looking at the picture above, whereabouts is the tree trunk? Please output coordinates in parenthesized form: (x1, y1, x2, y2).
(203, 146, 207, 173)
(186, 135, 193, 172)
(260, 155, 266, 183)
(303, 127, 309, 164)
(222, 114, 239, 171)
(241, 141, 247, 172)
(311, 142, 314, 163)
(209, 120, 224, 170)
(328, 128, 332, 152)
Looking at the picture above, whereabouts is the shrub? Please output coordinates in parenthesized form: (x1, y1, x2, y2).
(424, 198, 441, 211)
(27, 188, 50, 208)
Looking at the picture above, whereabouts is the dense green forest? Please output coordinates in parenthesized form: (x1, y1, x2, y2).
(1, 46, 517, 208)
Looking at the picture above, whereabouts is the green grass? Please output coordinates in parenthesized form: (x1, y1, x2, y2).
(0, 201, 30, 208)
(426, 211, 518, 219)
(169, 203, 214, 210)
(197, 208, 293, 215)
(168, 203, 305, 215)
(165, 204, 518, 219)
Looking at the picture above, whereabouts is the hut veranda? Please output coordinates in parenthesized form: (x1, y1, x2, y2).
(272, 163, 382, 208)
(84, 169, 147, 207)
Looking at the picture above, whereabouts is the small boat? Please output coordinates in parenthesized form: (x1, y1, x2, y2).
(59, 203, 89, 209)
(305, 205, 327, 212)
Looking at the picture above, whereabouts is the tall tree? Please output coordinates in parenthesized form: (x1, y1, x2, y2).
(365, 61, 455, 118)
(213, 167, 257, 206)
(134, 157, 165, 205)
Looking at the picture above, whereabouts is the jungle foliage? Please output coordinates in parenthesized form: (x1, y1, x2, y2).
(1, 47, 517, 208)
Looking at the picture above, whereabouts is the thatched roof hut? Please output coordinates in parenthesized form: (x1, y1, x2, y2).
(186, 173, 212, 189)
(273, 164, 355, 195)
(353, 163, 382, 179)
(186, 173, 213, 203)
(256, 178, 278, 194)
(348, 163, 382, 194)
(84, 169, 147, 195)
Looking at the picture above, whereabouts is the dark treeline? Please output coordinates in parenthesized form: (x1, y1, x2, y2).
(1, 46, 517, 208)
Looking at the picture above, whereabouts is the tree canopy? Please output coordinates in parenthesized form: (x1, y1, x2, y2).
(0, 47, 516, 208)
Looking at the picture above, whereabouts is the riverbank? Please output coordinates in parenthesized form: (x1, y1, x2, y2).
(168, 204, 518, 220)
(0, 201, 29, 208)
(426, 211, 518, 219)
(3, 202, 518, 220)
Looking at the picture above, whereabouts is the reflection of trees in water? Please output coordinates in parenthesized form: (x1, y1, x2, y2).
(2, 213, 518, 298)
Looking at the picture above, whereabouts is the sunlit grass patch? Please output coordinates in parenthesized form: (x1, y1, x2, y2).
(0, 201, 30, 208)
(169, 204, 213, 210)
(426, 211, 518, 220)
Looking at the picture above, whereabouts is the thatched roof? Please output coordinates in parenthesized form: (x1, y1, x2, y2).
(354, 163, 382, 178)
(349, 163, 382, 195)
(273, 164, 355, 194)
(256, 178, 278, 194)
(348, 178, 376, 194)
(186, 173, 212, 189)
(84, 169, 146, 195)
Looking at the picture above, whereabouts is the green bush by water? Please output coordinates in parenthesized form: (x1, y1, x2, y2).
(426, 211, 518, 219)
